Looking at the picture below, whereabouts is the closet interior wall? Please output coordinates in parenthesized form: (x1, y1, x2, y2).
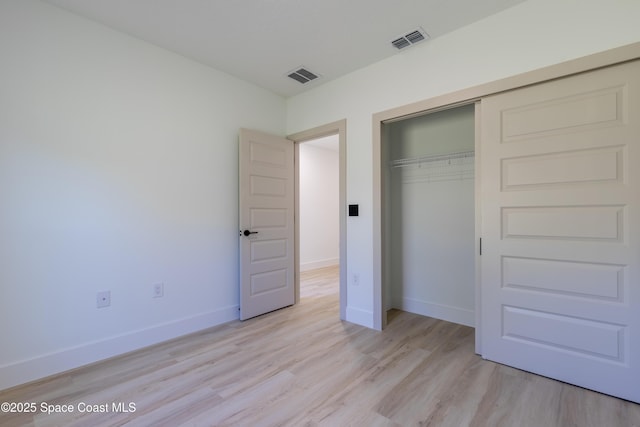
(385, 104, 476, 326)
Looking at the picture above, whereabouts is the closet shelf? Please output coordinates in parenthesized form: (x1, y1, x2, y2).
(389, 150, 474, 168)
(391, 150, 475, 183)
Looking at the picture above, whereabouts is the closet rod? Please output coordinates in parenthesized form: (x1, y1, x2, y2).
(389, 150, 474, 168)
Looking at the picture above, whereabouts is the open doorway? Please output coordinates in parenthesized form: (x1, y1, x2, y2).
(381, 104, 476, 327)
(289, 119, 347, 320)
(298, 135, 340, 299)
(373, 103, 480, 332)
(238, 121, 345, 321)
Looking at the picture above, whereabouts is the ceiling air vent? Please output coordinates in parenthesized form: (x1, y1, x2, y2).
(391, 27, 429, 50)
(287, 67, 320, 84)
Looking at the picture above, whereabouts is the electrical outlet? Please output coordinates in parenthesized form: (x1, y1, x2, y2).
(353, 274, 359, 286)
(153, 283, 164, 298)
(97, 291, 111, 308)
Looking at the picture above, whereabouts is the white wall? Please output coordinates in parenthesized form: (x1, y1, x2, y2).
(0, 0, 285, 390)
(299, 140, 339, 271)
(286, 0, 640, 327)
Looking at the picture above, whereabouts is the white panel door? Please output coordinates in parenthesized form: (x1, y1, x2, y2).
(239, 129, 294, 320)
(480, 60, 640, 403)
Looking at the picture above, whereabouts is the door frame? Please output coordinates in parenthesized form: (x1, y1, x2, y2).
(289, 119, 347, 320)
(372, 42, 640, 334)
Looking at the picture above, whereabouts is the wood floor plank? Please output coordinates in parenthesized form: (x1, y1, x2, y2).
(1, 264, 639, 426)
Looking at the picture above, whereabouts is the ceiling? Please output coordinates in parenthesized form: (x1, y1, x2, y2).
(43, 0, 526, 98)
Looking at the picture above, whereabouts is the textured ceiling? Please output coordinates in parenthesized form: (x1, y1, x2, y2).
(43, 0, 526, 97)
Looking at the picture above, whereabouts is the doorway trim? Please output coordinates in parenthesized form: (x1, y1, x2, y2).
(372, 42, 640, 331)
(289, 119, 347, 320)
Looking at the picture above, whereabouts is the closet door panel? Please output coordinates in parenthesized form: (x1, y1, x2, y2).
(480, 59, 640, 403)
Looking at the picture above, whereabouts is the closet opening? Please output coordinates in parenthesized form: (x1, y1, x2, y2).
(381, 103, 478, 330)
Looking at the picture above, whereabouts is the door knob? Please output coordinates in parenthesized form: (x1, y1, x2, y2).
(243, 230, 258, 237)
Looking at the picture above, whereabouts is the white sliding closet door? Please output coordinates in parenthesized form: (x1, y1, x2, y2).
(480, 60, 640, 403)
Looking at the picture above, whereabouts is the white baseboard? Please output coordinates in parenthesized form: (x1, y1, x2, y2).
(398, 297, 475, 327)
(300, 258, 339, 272)
(345, 306, 374, 329)
(0, 305, 238, 391)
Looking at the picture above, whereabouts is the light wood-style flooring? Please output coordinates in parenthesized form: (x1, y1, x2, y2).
(1, 265, 639, 426)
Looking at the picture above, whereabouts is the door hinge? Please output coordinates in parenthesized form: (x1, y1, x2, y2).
(479, 237, 482, 255)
